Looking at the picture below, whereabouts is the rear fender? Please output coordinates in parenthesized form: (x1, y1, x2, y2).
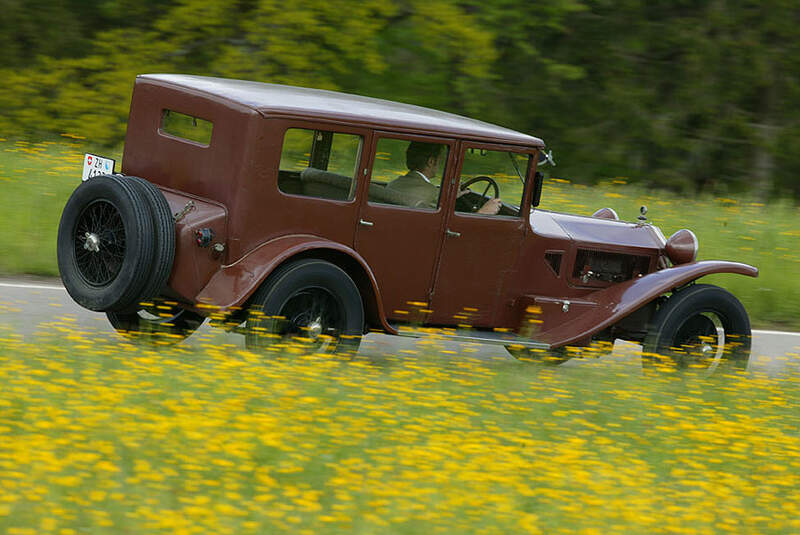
(160, 188, 228, 302)
(194, 235, 394, 333)
(537, 260, 758, 347)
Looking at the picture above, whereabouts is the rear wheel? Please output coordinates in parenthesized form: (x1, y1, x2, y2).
(245, 259, 364, 355)
(643, 284, 751, 372)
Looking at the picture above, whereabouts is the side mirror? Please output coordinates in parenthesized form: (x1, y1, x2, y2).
(538, 149, 556, 167)
(532, 171, 544, 207)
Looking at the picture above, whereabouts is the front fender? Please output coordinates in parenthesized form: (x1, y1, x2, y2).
(194, 235, 394, 332)
(538, 260, 758, 347)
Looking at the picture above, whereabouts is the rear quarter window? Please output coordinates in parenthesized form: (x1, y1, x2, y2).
(160, 110, 213, 145)
(277, 128, 362, 201)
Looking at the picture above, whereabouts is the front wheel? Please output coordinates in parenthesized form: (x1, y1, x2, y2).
(643, 284, 751, 372)
(245, 259, 364, 355)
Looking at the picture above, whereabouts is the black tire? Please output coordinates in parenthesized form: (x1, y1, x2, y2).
(57, 174, 155, 312)
(245, 259, 364, 355)
(107, 299, 205, 345)
(643, 284, 751, 372)
(126, 176, 175, 302)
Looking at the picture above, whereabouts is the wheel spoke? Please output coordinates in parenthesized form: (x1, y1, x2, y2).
(73, 200, 126, 286)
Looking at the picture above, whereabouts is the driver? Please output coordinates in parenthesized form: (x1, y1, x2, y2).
(386, 141, 501, 214)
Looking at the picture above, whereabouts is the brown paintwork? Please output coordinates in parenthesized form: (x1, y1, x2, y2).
(354, 132, 459, 319)
(119, 74, 758, 347)
(194, 235, 395, 333)
(665, 229, 699, 265)
(160, 188, 228, 302)
(532, 261, 758, 347)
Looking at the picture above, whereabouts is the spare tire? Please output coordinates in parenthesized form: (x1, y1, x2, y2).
(57, 174, 155, 312)
(126, 176, 175, 301)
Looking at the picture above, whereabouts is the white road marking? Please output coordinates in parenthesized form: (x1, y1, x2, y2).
(752, 329, 800, 338)
(0, 282, 66, 291)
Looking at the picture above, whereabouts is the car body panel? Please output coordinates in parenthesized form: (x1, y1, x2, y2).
(159, 188, 228, 302)
(137, 74, 544, 147)
(528, 260, 758, 347)
(532, 211, 666, 251)
(194, 235, 394, 332)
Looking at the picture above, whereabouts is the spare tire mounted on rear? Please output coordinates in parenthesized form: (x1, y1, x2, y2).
(57, 174, 175, 312)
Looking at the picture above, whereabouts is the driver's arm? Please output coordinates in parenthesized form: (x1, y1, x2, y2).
(477, 198, 502, 215)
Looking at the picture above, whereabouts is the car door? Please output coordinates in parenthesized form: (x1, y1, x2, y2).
(429, 142, 538, 327)
(354, 132, 456, 322)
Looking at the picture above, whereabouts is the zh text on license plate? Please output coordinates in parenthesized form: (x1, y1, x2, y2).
(81, 153, 116, 181)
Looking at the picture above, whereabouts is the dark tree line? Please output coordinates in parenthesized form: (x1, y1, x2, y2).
(1, 0, 798, 198)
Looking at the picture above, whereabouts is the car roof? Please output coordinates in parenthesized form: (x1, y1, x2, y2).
(139, 74, 544, 147)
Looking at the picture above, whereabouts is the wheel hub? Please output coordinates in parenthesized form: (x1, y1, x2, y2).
(307, 317, 323, 339)
(83, 232, 101, 253)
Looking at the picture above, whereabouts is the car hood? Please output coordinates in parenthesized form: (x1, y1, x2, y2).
(530, 210, 666, 252)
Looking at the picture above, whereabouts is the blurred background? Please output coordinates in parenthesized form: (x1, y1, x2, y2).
(2, 0, 800, 198)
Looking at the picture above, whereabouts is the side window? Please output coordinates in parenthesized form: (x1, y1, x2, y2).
(456, 148, 530, 216)
(368, 138, 448, 210)
(278, 128, 362, 201)
(161, 110, 213, 145)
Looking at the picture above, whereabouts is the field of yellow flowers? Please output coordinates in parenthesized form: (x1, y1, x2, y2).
(0, 314, 798, 534)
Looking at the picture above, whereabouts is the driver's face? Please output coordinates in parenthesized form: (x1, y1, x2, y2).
(426, 154, 442, 178)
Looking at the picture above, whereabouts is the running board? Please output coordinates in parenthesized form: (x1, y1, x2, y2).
(392, 325, 550, 350)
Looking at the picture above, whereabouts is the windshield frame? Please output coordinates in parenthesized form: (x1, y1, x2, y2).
(453, 141, 538, 220)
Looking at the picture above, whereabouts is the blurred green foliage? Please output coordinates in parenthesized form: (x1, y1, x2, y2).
(1, 0, 799, 198)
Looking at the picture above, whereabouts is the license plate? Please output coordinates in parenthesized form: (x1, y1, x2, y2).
(81, 153, 116, 181)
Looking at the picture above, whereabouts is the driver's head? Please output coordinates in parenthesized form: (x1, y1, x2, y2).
(406, 142, 444, 177)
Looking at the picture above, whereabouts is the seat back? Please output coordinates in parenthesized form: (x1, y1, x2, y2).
(368, 182, 426, 207)
(299, 167, 354, 200)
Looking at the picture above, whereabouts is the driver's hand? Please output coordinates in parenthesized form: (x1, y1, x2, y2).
(477, 198, 502, 215)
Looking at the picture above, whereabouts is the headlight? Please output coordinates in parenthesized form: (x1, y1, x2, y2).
(591, 207, 619, 220)
(665, 229, 698, 265)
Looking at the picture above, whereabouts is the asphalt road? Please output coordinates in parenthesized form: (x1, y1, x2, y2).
(2, 278, 798, 375)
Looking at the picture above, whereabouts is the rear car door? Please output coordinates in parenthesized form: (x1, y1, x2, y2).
(354, 133, 456, 322)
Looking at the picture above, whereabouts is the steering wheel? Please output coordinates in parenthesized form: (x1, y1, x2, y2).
(459, 176, 500, 212)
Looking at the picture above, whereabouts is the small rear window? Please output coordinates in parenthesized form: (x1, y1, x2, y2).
(161, 110, 213, 145)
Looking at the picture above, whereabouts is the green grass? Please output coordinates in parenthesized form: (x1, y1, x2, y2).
(0, 139, 121, 276)
(0, 322, 798, 534)
(1, 140, 798, 329)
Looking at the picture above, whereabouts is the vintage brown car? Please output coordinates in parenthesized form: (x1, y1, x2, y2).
(57, 74, 758, 366)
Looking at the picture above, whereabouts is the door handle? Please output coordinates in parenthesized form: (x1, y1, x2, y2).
(359, 219, 374, 227)
(446, 229, 461, 238)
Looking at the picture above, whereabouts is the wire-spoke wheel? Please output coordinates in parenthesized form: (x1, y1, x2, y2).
(246, 259, 364, 356)
(58, 174, 155, 312)
(74, 200, 126, 286)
